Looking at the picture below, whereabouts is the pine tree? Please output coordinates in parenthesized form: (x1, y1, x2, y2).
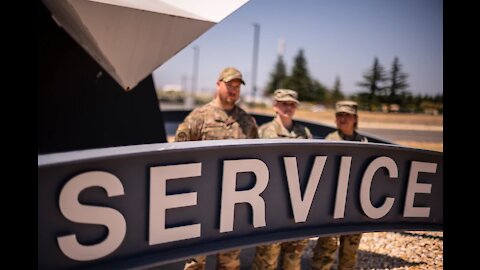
(357, 57, 388, 110)
(331, 75, 345, 102)
(265, 49, 327, 102)
(265, 55, 287, 95)
(388, 57, 409, 104)
(283, 49, 315, 101)
(311, 80, 328, 103)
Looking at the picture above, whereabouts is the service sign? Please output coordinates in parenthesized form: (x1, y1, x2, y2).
(38, 139, 443, 269)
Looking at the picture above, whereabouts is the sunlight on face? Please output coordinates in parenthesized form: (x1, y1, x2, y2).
(217, 79, 242, 107)
(335, 112, 356, 134)
(274, 101, 297, 119)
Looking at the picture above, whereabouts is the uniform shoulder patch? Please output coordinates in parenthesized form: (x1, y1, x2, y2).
(175, 131, 189, 142)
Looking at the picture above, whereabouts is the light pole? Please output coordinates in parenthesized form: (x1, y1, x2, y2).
(186, 45, 199, 109)
(251, 23, 260, 103)
(192, 45, 199, 96)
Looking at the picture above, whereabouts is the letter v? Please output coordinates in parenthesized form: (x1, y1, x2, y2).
(284, 156, 327, 223)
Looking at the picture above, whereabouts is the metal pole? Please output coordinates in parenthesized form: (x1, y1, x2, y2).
(186, 45, 199, 109)
(192, 45, 199, 96)
(251, 23, 260, 103)
(181, 74, 188, 93)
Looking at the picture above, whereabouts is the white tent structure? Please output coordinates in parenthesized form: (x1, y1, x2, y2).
(41, 0, 249, 90)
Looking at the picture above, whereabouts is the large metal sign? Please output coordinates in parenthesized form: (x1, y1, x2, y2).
(38, 139, 442, 269)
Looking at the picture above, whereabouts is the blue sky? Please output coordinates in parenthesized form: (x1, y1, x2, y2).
(153, 0, 442, 98)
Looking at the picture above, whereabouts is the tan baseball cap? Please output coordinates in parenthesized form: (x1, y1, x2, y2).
(218, 67, 245, 85)
(335, 100, 358, 115)
(273, 89, 299, 104)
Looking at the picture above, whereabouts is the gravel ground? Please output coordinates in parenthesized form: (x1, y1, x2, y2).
(302, 231, 443, 270)
(155, 230, 443, 270)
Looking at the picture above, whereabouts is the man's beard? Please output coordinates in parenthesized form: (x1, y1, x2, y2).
(220, 94, 236, 106)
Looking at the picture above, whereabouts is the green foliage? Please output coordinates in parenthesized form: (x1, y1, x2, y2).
(394, 92, 443, 114)
(351, 92, 376, 111)
(283, 49, 328, 102)
(285, 49, 312, 100)
(387, 57, 409, 104)
(264, 49, 329, 102)
(157, 90, 185, 103)
(331, 75, 345, 102)
(353, 56, 442, 114)
(265, 55, 288, 95)
(312, 80, 329, 102)
(356, 57, 388, 110)
(262, 53, 443, 115)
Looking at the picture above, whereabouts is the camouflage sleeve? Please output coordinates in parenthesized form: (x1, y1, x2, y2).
(324, 131, 339, 141)
(258, 124, 266, 138)
(174, 110, 203, 142)
(259, 124, 277, 139)
(174, 121, 191, 142)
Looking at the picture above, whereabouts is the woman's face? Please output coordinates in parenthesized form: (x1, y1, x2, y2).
(274, 101, 298, 119)
(335, 112, 356, 134)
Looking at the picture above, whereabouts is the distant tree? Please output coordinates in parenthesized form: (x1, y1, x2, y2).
(350, 92, 371, 111)
(400, 92, 416, 113)
(311, 79, 329, 102)
(415, 94, 424, 112)
(388, 57, 409, 104)
(265, 49, 328, 102)
(433, 93, 443, 103)
(357, 57, 388, 110)
(285, 49, 316, 101)
(265, 55, 288, 95)
(331, 75, 345, 102)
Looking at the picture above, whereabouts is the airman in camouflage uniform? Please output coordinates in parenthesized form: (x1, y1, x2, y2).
(176, 67, 258, 270)
(252, 89, 311, 270)
(311, 100, 366, 270)
(175, 99, 259, 141)
(258, 112, 312, 139)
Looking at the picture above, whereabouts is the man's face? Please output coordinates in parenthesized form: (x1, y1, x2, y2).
(217, 79, 241, 106)
(274, 101, 297, 119)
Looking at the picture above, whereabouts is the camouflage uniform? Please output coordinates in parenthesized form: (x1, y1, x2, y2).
(252, 240, 310, 270)
(175, 100, 258, 142)
(258, 116, 312, 139)
(312, 101, 366, 270)
(312, 234, 362, 270)
(252, 115, 312, 270)
(324, 130, 368, 143)
(183, 249, 241, 270)
(175, 100, 258, 270)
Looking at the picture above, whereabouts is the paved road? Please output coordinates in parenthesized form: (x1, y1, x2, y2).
(360, 128, 443, 143)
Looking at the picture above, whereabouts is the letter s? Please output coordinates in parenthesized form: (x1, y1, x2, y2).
(57, 171, 126, 261)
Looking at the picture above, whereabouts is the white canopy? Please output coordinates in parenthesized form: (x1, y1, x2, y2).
(42, 0, 249, 90)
